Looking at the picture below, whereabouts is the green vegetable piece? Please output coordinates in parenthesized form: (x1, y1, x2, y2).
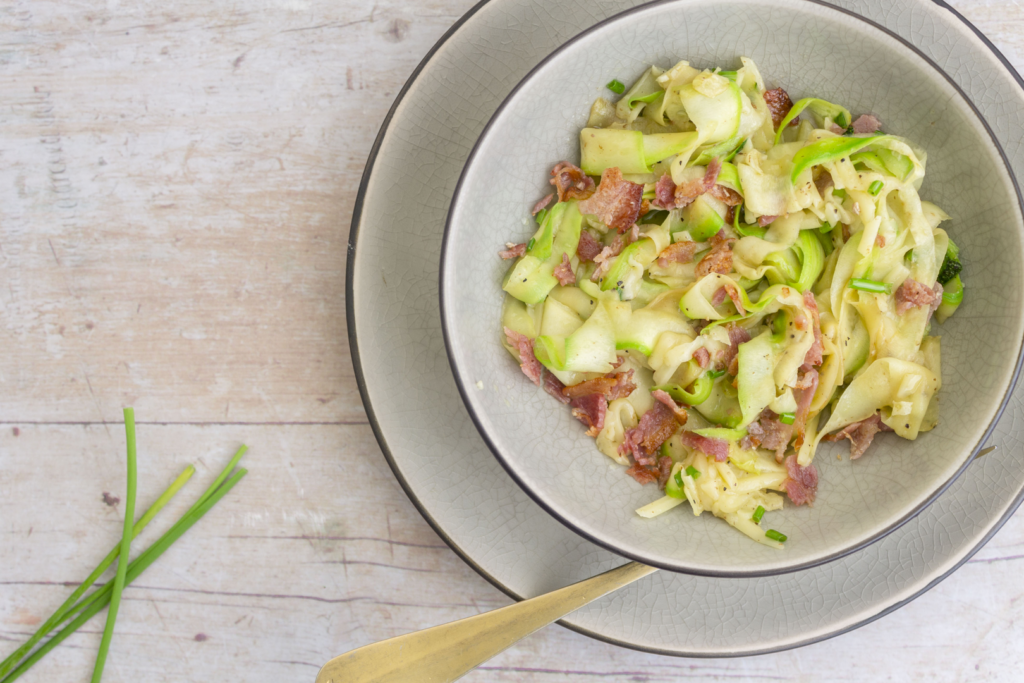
(693, 376, 744, 428)
(681, 195, 725, 242)
(733, 201, 766, 238)
(791, 229, 826, 292)
(580, 128, 648, 175)
(600, 239, 659, 292)
(665, 469, 686, 499)
(936, 274, 964, 323)
(774, 97, 853, 145)
(937, 238, 962, 285)
(876, 147, 914, 180)
(868, 179, 884, 196)
(534, 209, 547, 225)
(779, 412, 796, 425)
(653, 374, 713, 406)
(849, 277, 892, 294)
(607, 79, 626, 94)
(716, 161, 743, 194)
(504, 202, 582, 305)
(628, 90, 664, 107)
(707, 369, 726, 380)
(642, 131, 700, 168)
(91, 408, 138, 683)
(765, 529, 788, 542)
(678, 79, 742, 144)
(832, 188, 847, 200)
(685, 465, 701, 479)
(691, 135, 745, 167)
(850, 151, 888, 174)
(752, 505, 765, 523)
(790, 134, 887, 184)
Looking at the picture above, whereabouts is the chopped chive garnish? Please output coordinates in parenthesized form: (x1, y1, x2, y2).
(707, 369, 726, 380)
(91, 407, 138, 683)
(685, 465, 701, 479)
(868, 180, 884, 195)
(849, 277, 892, 294)
(765, 529, 788, 542)
(752, 505, 765, 524)
(674, 471, 684, 487)
(534, 208, 547, 224)
(779, 412, 796, 425)
(527, 238, 536, 250)
(832, 188, 847, 200)
(606, 79, 625, 95)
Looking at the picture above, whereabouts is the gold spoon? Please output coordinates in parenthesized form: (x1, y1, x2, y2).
(315, 561, 657, 683)
(318, 444, 997, 682)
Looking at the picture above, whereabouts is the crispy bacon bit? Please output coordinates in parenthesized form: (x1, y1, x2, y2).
(723, 323, 752, 376)
(802, 291, 823, 369)
(651, 389, 689, 425)
(680, 431, 730, 462)
(590, 235, 626, 282)
(499, 242, 527, 260)
(625, 462, 659, 485)
(550, 161, 595, 202)
(640, 199, 650, 216)
(758, 409, 794, 461)
(711, 287, 727, 306)
(576, 230, 603, 262)
(578, 167, 644, 233)
(563, 369, 636, 401)
(532, 193, 555, 215)
(626, 224, 640, 245)
(741, 421, 764, 451)
(783, 455, 818, 506)
(694, 347, 711, 369)
(724, 205, 736, 225)
(814, 171, 834, 197)
(709, 183, 743, 206)
(711, 282, 747, 315)
(504, 327, 542, 386)
(763, 88, 795, 129)
(758, 214, 778, 227)
(824, 413, 891, 459)
(652, 160, 723, 211)
(851, 114, 882, 134)
(542, 371, 570, 405)
(792, 368, 819, 447)
(620, 402, 680, 467)
(653, 173, 677, 210)
(829, 123, 846, 135)
(895, 278, 943, 315)
(657, 456, 674, 489)
(657, 240, 697, 267)
(553, 252, 575, 286)
(570, 393, 606, 437)
(695, 229, 735, 277)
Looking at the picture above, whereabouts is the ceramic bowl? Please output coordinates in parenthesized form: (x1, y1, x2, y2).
(440, 0, 1024, 576)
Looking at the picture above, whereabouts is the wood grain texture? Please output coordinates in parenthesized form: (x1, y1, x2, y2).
(1, 0, 1023, 681)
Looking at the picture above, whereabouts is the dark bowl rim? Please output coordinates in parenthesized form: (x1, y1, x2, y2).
(346, 0, 1024, 656)
(437, 0, 1024, 578)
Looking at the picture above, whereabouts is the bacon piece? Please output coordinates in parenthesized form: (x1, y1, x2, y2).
(499, 242, 526, 260)
(694, 347, 711, 369)
(626, 224, 640, 245)
(695, 229, 735, 277)
(708, 183, 743, 206)
(895, 278, 943, 315)
(652, 160, 722, 211)
(625, 462, 659, 485)
(578, 167, 644, 233)
(829, 123, 846, 135)
(757, 409, 794, 461)
(657, 240, 697, 267)
(814, 171, 834, 197)
(553, 252, 576, 286)
(651, 389, 689, 425)
(620, 402, 680, 467)
(851, 114, 882, 135)
(550, 161, 595, 202)
(503, 327, 542, 386)
(576, 230, 603, 262)
(657, 456, 674, 489)
(590, 235, 626, 282)
(563, 369, 636, 401)
(724, 205, 736, 225)
(823, 413, 891, 460)
(569, 393, 606, 437)
(680, 430, 730, 462)
(802, 291, 823, 369)
(639, 198, 650, 216)
(711, 287, 727, 306)
(723, 323, 752, 376)
(763, 88, 795, 129)
(532, 193, 555, 215)
(757, 214, 778, 227)
(792, 368, 819, 447)
(710, 282, 747, 316)
(783, 455, 818, 506)
(542, 371, 570, 405)
(653, 173, 677, 210)
(741, 420, 765, 451)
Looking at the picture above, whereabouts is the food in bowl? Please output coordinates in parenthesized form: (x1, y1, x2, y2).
(497, 58, 964, 547)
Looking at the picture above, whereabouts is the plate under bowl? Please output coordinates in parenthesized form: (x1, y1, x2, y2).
(441, 0, 1024, 576)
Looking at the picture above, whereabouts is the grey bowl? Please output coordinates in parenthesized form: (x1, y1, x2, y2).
(441, 0, 1024, 576)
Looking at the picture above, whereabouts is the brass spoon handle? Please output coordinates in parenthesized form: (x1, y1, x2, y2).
(315, 561, 658, 683)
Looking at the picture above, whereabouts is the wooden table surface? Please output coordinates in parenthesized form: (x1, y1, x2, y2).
(2, 1, 1022, 681)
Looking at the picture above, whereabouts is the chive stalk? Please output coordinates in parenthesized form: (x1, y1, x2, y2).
(765, 529, 788, 542)
(751, 505, 765, 524)
(606, 79, 625, 94)
(685, 465, 701, 479)
(707, 369, 726, 380)
(0, 465, 195, 678)
(849, 277, 892, 294)
(868, 180, 884, 195)
(90, 408, 138, 683)
(779, 412, 796, 425)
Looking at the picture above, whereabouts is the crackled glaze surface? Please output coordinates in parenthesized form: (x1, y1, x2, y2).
(443, 0, 1024, 575)
(352, 0, 1024, 655)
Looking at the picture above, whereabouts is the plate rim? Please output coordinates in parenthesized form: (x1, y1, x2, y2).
(438, 0, 1024, 577)
(348, 0, 1024, 656)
